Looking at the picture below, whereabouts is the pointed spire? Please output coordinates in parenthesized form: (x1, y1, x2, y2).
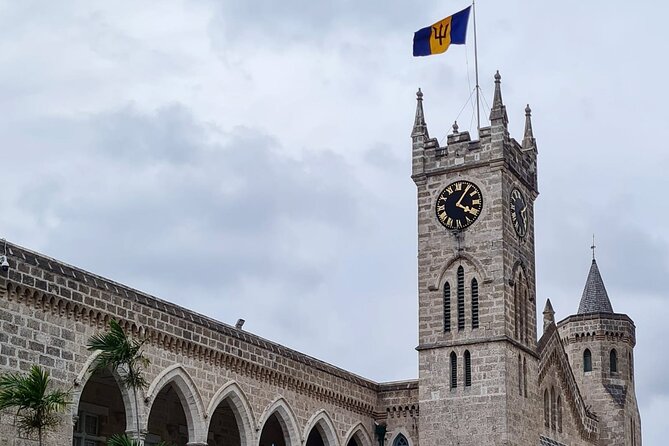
(489, 71, 508, 127)
(522, 104, 537, 151)
(412, 88, 429, 138)
(543, 298, 555, 332)
(577, 258, 614, 314)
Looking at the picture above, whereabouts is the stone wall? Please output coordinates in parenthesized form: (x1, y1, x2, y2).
(0, 241, 397, 446)
(558, 313, 641, 446)
(376, 381, 419, 446)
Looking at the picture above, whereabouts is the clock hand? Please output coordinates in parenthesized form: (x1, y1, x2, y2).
(455, 185, 470, 209)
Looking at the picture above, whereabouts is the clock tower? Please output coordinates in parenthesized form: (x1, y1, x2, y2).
(412, 73, 540, 446)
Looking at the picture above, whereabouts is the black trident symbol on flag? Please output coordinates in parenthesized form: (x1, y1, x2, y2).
(432, 22, 449, 45)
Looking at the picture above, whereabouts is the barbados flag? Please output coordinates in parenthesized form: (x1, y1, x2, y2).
(413, 6, 471, 57)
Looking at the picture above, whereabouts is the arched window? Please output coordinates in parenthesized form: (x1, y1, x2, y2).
(523, 357, 527, 397)
(457, 266, 465, 330)
(450, 352, 458, 389)
(516, 273, 526, 343)
(557, 395, 563, 433)
(523, 287, 529, 343)
(517, 354, 522, 395)
(628, 351, 633, 380)
(443, 282, 451, 332)
(583, 349, 592, 372)
(514, 281, 519, 339)
(550, 387, 556, 431)
(610, 349, 618, 373)
(464, 350, 472, 387)
(543, 389, 549, 428)
(393, 434, 409, 446)
(471, 278, 479, 329)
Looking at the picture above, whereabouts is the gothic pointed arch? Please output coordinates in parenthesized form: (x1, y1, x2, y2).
(342, 422, 373, 446)
(303, 409, 339, 446)
(610, 348, 618, 373)
(388, 428, 413, 446)
(257, 396, 301, 446)
(205, 381, 256, 446)
(145, 364, 206, 444)
(512, 264, 530, 343)
(71, 350, 135, 441)
(434, 253, 489, 291)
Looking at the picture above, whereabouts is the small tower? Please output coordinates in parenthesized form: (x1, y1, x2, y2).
(557, 254, 641, 445)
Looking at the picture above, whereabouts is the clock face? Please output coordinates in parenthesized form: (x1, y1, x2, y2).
(435, 180, 483, 230)
(509, 188, 528, 237)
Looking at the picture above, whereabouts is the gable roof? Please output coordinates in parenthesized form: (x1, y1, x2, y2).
(538, 323, 599, 443)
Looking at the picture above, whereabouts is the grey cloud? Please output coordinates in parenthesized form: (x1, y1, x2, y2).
(1, 0, 668, 442)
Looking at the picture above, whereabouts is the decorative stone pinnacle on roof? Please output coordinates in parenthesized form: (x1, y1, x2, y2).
(452, 121, 459, 134)
(577, 258, 614, 314)
(523, 103, 537, 151)
(489, 70, 508, 126)
(543, 298, 555, 332)
(412, 87, 429, 138)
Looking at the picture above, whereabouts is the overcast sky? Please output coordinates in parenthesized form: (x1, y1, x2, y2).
(1, 1, 667, 443)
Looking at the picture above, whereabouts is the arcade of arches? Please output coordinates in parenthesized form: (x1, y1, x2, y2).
(73, 364, 377, 446)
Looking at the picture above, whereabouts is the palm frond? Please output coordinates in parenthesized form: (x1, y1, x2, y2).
(87, 319, 150, 393)
(107, 433, 141, 446)
(0, 365, 71, 441)
(107, 433, 173, 446)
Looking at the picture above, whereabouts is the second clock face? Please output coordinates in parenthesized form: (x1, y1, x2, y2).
(510, 187, 528, 237)
(435, 180, 483, 230)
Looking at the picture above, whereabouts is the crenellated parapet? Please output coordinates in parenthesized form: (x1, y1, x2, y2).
(558, 313, 636, 349)
(411, 72, 538, 195)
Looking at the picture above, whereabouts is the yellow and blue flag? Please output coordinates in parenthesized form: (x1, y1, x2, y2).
(413, 6, 471, 57)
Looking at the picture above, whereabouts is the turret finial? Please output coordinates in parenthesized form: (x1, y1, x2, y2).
(452, 121, 459, 134)
(412, 88, 429, 139)
(543, 298, 555, 332)
(591, 234, 596, 261)
(489, 71, 508, 127)
(522, 103, 536, 151)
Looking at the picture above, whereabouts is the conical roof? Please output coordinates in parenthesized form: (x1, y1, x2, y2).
(577, 259, 614, 314)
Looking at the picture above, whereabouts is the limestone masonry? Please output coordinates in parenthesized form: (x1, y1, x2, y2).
(0, 74, 641, 446)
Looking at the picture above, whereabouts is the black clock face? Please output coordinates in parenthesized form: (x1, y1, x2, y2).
(509, 188, 528, 237)
(435, 180, 483, 230)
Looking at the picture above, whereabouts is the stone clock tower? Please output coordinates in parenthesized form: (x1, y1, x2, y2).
(412, 72, 540, 446)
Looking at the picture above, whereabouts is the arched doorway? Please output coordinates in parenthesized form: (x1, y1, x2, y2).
(259, 413, 286, 446)
(146, 382, 189, 446)
(343, 423, 372, 446)
(73, 368, 127, 446)
(306, 428, 326, 446)
(207, 398, 241, 446)
(303, 412, 338, 446)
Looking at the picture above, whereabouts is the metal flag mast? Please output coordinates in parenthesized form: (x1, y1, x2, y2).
(472, 0, 481, 132)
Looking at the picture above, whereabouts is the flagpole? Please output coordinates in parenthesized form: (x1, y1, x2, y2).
(472, 0, 481, 132)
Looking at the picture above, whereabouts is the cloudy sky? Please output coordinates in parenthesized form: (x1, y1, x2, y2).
(1, 1, 667, 443)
